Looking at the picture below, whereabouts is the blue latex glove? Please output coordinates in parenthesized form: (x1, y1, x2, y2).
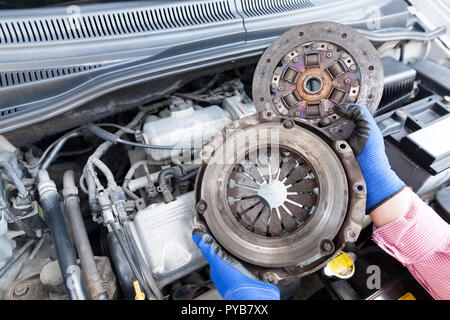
(192, 229, 280, 300)
(336, 103, 405, 212)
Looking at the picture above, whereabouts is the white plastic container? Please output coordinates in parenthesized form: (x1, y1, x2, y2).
(143, 105, 232, 160)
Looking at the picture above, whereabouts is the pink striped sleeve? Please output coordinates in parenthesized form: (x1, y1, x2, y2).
(372, 190, 450, 300)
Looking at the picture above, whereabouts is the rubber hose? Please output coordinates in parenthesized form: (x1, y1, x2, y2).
(123, 221, 163, 300)
(108, 221, 154, 300)
(157, 167, 198, 202)
(63, 170, 108, 300)
(41, 132, 81, 170)
(0, 161, 28, 199)
(38, 170, 88, 300)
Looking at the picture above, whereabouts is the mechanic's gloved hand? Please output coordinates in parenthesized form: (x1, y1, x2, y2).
(192, 229, 280, 300)
(335, 103, 405, 213)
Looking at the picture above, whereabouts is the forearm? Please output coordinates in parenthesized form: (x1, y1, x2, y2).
(371, 188, 450, 300)
(369, 187, 410, 227)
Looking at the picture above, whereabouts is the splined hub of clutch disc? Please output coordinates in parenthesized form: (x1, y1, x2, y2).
(253, 22, 383, 125)
(194, 112, 367, 278)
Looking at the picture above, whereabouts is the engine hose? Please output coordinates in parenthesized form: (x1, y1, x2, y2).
(88, 124, 201, 150)
(122, 160, 164, 200)
(3, 177, 35, 189)
(194, 74, 221, 94)
(83, 100, 173, 203)
(87, 110, 147, 162)
(172, 92, 224, 105)
(358, 26, 446, 42)
(122, 221, 163, 300)
(157, 166, 199, 202)
(37, 170, 88, 300)
(0, 176, 38, 240)
(85, 170, 101, 214)
(82, 157, 117, 213)
(73, 99, 173, 195)
(109, 192, 163, 300)
(0, 161, 28, 200)
(108, 221, 154, 300)
(41, 132, 82, 170)
(123, 187, 140, 201)
(90, 158, 117, 188)
(83, 110, 149, 210)
(63, 170, 108, 300)
(78, 172, 88, 194)
(1, 207, 38, 240)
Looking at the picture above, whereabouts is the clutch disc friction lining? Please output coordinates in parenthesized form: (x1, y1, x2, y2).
(252, 21, 383, 123)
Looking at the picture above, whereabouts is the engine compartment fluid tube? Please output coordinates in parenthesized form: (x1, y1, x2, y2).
(63, 170, 108, 300)
(38, 169, 88, 300)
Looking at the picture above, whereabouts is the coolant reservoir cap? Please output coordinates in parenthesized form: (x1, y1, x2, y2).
(323, 251, 355, 279)
(169, 97, 194, 117)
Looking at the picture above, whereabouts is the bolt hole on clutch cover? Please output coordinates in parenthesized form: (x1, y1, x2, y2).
(194, 112, 366, 278)
(253, 22, 383, 123)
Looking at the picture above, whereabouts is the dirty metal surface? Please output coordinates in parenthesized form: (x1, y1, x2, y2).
(253, 22, 383, 126)
(194, 111, 366, 280)
(226, 145, 319, 238)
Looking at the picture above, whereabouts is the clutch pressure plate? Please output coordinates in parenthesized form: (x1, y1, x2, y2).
(194, 22, 377, 282)
(194, 112, 366, 280)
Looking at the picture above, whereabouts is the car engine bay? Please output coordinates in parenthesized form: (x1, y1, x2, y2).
(0, 8, 449, 300)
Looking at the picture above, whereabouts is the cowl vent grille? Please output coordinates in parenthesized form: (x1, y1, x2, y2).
(241, 0, 313, 17)
(0, 107, 17, 118)
(0, 1, 235, 44)
(0, 64, 102, 87)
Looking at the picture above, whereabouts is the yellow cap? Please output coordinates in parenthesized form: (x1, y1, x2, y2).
(398, 292, 416, 300)
(323, 251, 355, 279)
(133, 280, 145, 300)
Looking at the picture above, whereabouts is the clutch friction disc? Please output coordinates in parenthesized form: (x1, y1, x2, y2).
(252, 22, 383, 123)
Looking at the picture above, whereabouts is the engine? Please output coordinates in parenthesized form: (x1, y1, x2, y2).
(0, 20, 448, 301)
